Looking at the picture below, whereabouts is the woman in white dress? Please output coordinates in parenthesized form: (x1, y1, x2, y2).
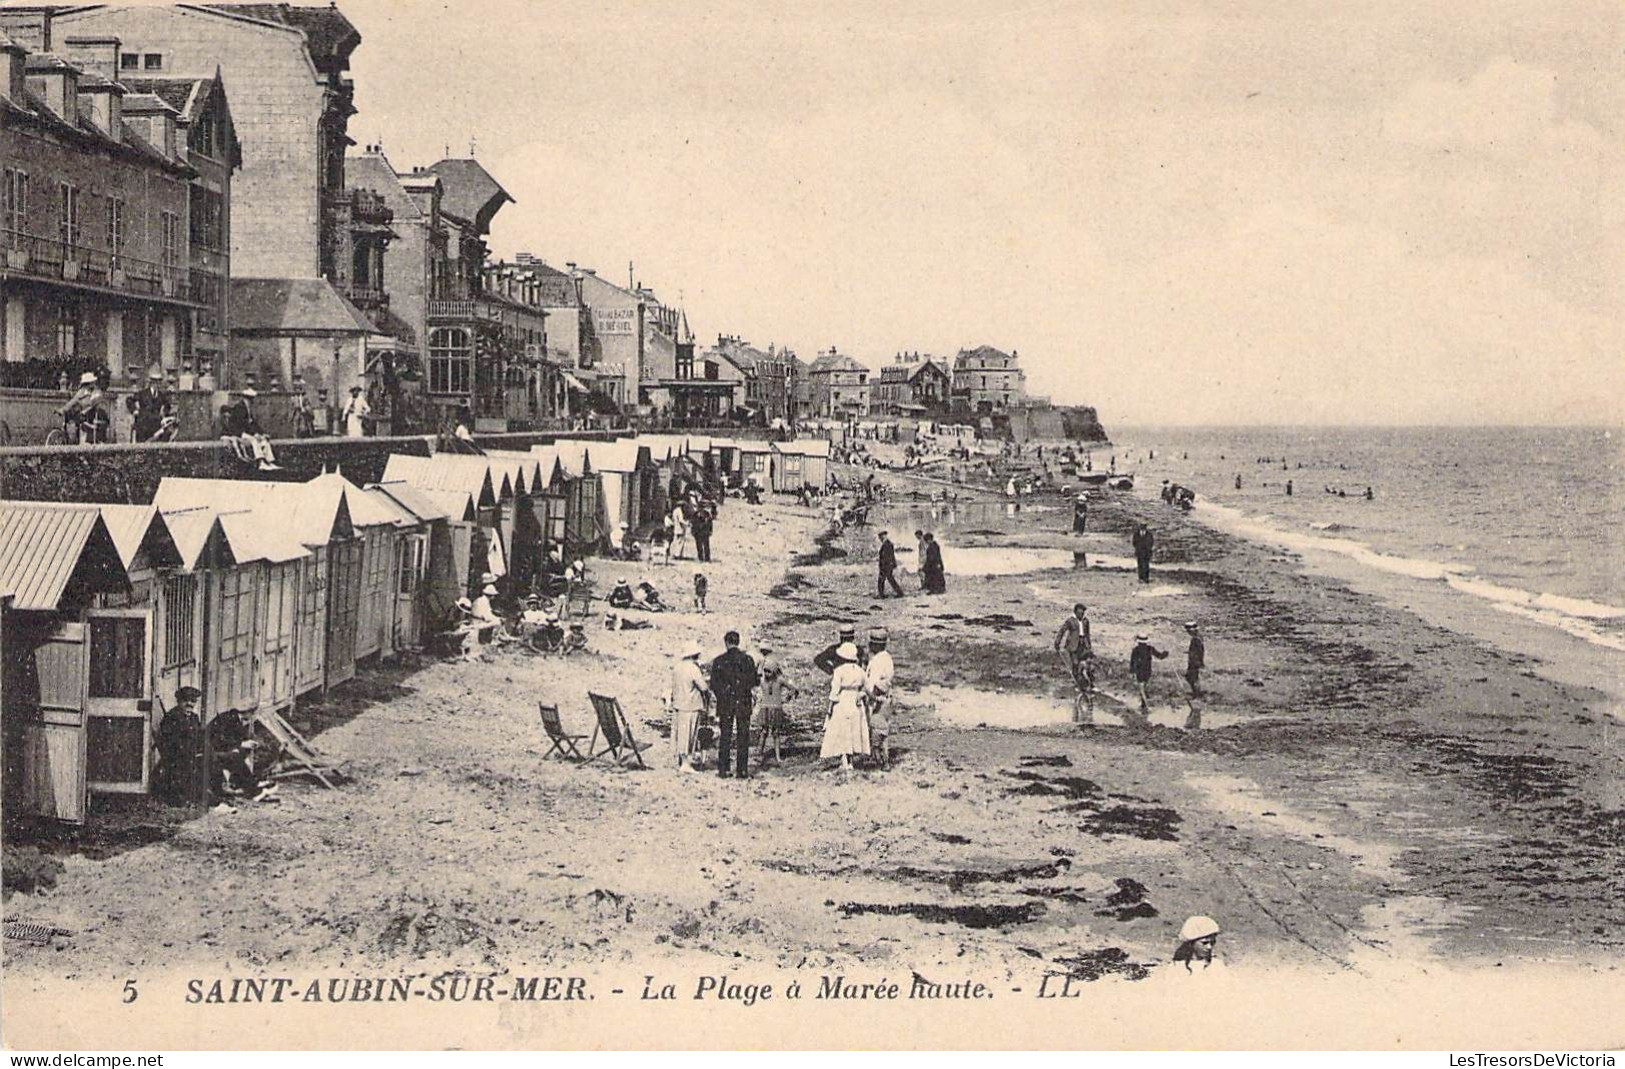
(820, 643, 871, 771)
(666, 644, 707, 771)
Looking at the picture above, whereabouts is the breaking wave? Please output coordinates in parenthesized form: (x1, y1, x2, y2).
(1193, 500, 1625, 652)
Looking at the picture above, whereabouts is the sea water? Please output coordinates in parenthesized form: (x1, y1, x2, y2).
(1104, 425, 1625, 655)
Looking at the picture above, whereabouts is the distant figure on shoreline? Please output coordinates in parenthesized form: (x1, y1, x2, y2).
(1234, 474, 1242, 491)
(1364, 486, 1374, 500)
(1286, 480, 1293, 496)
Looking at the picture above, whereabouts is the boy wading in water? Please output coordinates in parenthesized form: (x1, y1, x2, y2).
(1129, 631, 1169, 726)
(1182, 621, 1205, 731)
(1054, 603, 1096, 726)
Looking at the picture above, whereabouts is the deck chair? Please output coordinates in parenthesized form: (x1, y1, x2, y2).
(565, 579, 595, 620)
(538, 702, 588, 762)
(585, 692, 651, 769)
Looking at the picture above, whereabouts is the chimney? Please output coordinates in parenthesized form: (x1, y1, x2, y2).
(75, 70, 123, 137)
(60, 35, 119, 80)
(0, 9, 51, 52)
(0, 33, 25, 102)
(26, 54, 80, 125)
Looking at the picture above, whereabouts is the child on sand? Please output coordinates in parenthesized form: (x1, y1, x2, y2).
(694, 572, 708, 613)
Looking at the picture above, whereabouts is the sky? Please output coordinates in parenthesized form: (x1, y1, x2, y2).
(343, 0, 1623, 425)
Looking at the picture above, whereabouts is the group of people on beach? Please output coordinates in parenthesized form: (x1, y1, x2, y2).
(1054, 603, 1207, 731)
(876, 529, 945, 598)
(664, 622, 897, 778)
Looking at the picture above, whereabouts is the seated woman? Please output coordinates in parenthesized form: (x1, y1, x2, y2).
(635, 578, 666, 611)
(607, 578, 636, 609)
(208, 709, 277, 803)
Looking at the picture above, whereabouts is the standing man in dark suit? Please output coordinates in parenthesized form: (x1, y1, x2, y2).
(877, 530, 903, 598)
(709, 631, 759, 779)
(1132, 523, 1155, 583)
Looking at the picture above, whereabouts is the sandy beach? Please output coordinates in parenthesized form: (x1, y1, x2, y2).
(4, 464, 1621, 1044)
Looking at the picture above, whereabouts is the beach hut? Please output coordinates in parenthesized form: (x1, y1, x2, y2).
(483, 450, 553, 592)
(1, 501, 132, 823)
(366, 482, 453, 649)
(382, 453, 503, 597)
(734, 439, 776, 489)
(770, 439, 832, 492)
(154, 476, 360, 695)
(541, 440, 601, 556)
(587, 439, 659, 536)
(356, 484, 429, 657)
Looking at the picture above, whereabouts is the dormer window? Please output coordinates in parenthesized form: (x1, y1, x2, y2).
(142, 53, 162, 70)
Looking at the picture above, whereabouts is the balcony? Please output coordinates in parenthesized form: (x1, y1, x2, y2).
(426, 297, 504, 323)
(347, 285, 389, 310)
(2, 230, 202, 306)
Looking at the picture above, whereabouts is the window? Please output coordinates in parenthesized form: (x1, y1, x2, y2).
(162, 574, 197, 669)
(428, 327, 471, 395)
(2, 168, 26, 246)
(58, 182, 81, 247)
(55, 304, 79, 359)
(189, 187, 223, 250)
(143, 52, 163, 70)
(106, 197, 125, 268)
(161, 211, 180, 266)
(119, 53, 139, 70)
(194, 112, 216, 159)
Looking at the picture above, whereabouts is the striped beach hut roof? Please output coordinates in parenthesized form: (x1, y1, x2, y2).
(367, 482, 452, 523)
(0, 501, 129, 610)
(12, 502, 181, 572)
(381, 453, 500, 508)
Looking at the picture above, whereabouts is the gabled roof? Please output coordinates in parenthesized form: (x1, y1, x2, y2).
(634, 434, 687, 463)
(381, 454, 499, 509)
(0, 502, 129, 611)
(586, 439, 650, 474)
(157, 507, 229, 570)
(547, 440, 592, 479)
(523, 447, 566, 491)
(359, 485, 420, 529)
(306, 471, 402, 528)
(422, 157, 512, 233)
(230, 278, 374, 335)
(366, 482, 450, 523)
(809, 352, 868, 374)
(215, 511, 312, 563)
(417, 488, 477, 522)
(482, 450, 546, 497)
(94, 503, 181, 571)
(153, 477, 354, 547)
(773, 438, 832, 458)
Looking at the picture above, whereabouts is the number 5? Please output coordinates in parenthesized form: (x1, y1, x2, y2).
(123, 979, 138, 1004)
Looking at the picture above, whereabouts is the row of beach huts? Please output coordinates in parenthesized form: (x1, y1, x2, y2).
(0, 434, 831, 824)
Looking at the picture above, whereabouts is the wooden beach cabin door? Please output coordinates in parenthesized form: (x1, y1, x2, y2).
(355, 529, 390, 661)
(394, 533, 424, 649)
(326, 540, 363, 688)
(295, 551, 328, 696)
(85, 609, 153, 795)
(18, 621, 90, 823)
(213, 566, 261, 715)
(259, 561, 299, 711)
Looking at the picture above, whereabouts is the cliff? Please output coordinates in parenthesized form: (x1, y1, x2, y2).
(1059, 405, 1109, 442)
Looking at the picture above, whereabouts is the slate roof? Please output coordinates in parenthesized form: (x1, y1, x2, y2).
(0, 502, 127, 611)
(423, 158, 513, 231)
(809, 352, 868, 374)
(230, 278, 375, 335)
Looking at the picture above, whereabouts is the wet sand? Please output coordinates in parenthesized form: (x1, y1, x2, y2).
(3, 466, 1622, 1045)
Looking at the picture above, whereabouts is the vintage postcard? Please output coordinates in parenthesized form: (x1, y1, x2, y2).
(0, 0, 1620, 1053)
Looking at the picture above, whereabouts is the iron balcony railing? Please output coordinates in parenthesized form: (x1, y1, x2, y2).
(426, 297, 506, 322)
(2, 229, 198, 303)
(347, 286, 388, 309)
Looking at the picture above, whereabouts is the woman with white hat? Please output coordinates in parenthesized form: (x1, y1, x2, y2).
(666, 643, 708, 772)
(820, 642, 872, 772)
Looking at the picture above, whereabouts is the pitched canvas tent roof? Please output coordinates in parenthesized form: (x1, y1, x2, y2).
(0, 502, 128, 610)
(546, 441, 592, 479)
(586, 439, 649, 473)
(359, 486, 421, 529)
(482, 450, 546, 497)
(773, 439, 832, 458)
(367, 482, 451, 523)
(153, 477, 354, 548)
(381, 454, 499, 508)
